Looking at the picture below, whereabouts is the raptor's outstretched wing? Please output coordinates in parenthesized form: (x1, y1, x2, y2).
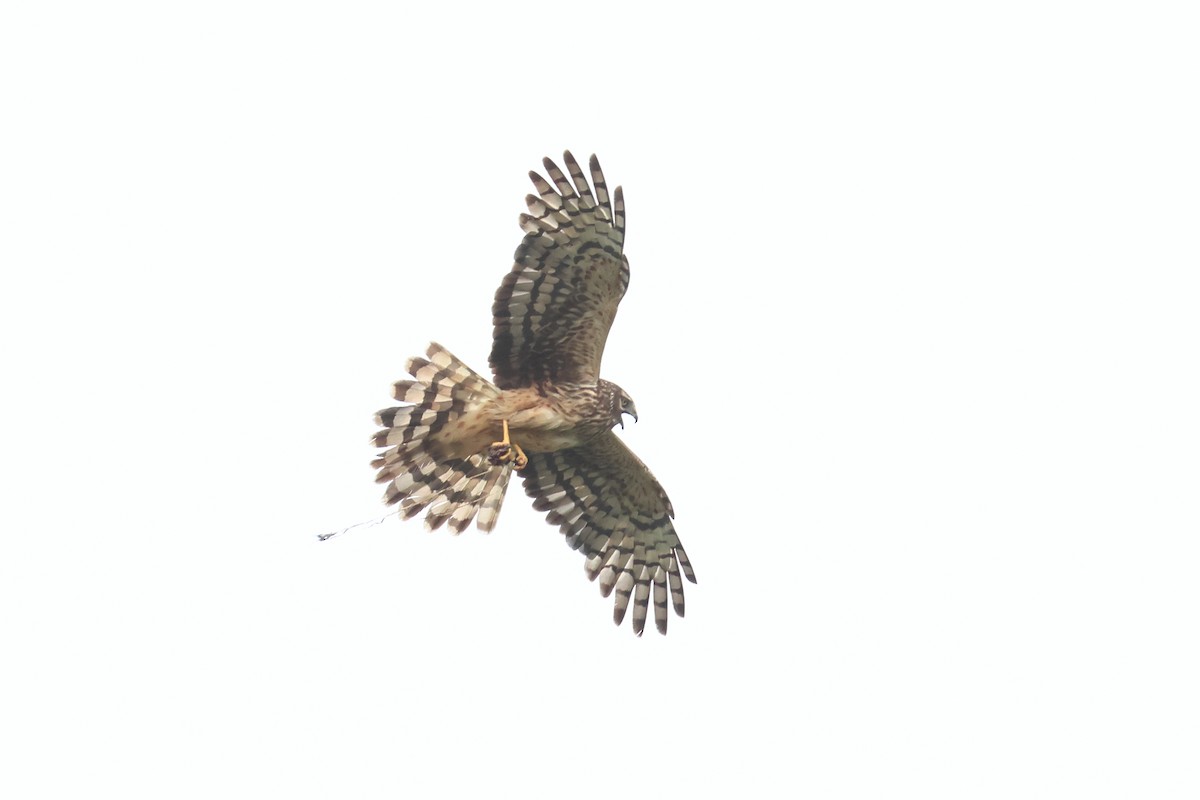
(489, 152, 629, 390)
(520, 432, 696, 636)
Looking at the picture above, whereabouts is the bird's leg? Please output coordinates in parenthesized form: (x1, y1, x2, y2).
(487, 419, 528, 470)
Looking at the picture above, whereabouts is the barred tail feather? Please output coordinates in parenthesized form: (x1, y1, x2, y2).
(372, 342, 512, 533)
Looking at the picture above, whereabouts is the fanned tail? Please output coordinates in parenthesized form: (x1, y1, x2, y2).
(371, 342, 512, 533)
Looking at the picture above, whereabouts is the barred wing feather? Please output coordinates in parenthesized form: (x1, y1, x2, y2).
(489, 152, 630, 390)
(519, 432, 696, 636)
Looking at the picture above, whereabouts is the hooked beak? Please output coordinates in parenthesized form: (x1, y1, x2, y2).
(619, 409, 638, 428)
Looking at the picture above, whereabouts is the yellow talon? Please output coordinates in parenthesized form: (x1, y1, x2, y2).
(511, 443, 528, 470)
(488, 419, 528, 470)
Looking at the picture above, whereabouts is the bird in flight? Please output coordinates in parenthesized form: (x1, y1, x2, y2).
(371, 152, 695, 635)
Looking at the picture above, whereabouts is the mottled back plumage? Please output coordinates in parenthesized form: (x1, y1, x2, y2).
(372, 152, 695, 636)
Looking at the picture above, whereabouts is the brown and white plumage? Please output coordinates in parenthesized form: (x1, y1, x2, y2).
(372, 152, 695, 635)
(521, 434, 695, 636)
(371, 343, 513, 534)
(490, 152, 628, 389)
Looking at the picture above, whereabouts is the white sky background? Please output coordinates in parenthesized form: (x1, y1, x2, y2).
(2, 1, 1198, 797)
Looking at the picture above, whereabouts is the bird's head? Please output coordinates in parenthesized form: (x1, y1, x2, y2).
(600, 380, 638, 429)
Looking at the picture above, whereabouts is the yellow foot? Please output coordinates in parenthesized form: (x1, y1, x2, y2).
(488, 419, 528, 470)
(488, 442, 528, 470)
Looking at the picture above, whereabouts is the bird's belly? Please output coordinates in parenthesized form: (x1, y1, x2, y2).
(513, 428, 591, 454)
(505, 401, 594, 453)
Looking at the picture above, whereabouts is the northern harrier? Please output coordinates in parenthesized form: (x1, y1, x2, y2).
(371, 152, 695, 635)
